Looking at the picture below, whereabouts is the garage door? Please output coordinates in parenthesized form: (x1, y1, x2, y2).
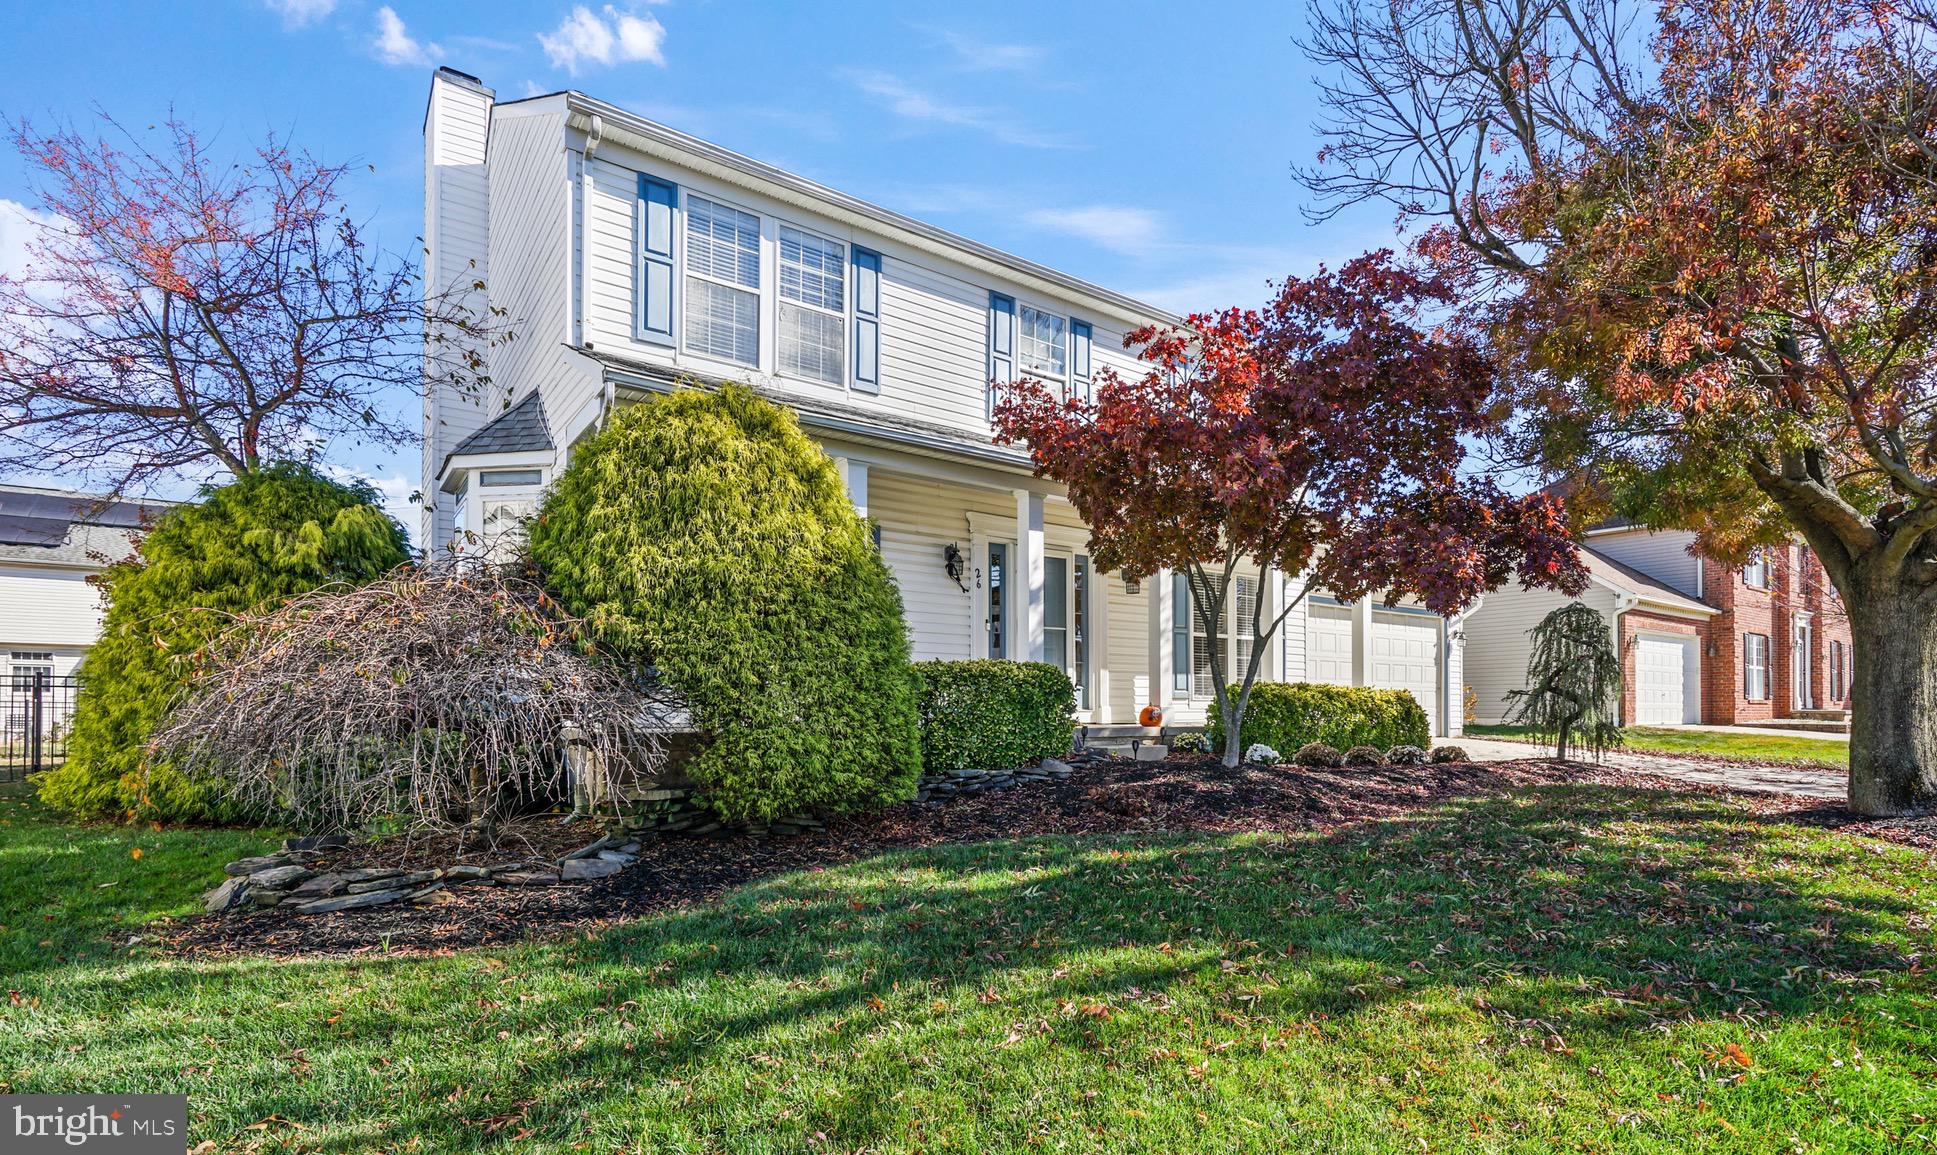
(1370, 610, 1440, 735)
(1307, 603, 1354, 686)
(1634, 634, 1693, 726)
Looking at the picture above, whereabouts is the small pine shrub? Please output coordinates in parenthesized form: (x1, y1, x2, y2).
(1293, 742, 1345, 768)
(915, 660, 1075, 771)
(529, 385, 922, 822)
(1344, 744, 1386, 767)
(1386, 744, 1429, 766)
(40, 465, 408, 822)
(1206, 683, 1429, 757)
(1244, 743, 1282, 765)
(1430, 745, 1471, 764)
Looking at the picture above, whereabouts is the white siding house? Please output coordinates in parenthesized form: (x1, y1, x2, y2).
(0, 485, 168, 686)
(420, 68, 1468, 736)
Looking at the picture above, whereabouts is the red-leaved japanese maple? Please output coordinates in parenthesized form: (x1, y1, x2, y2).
(995, 252, 1584, 766)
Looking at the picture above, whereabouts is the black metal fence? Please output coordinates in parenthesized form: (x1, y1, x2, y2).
(1, 672, 81, 782)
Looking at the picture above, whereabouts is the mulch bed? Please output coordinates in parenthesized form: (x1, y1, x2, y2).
(160, 754, 1920, 960)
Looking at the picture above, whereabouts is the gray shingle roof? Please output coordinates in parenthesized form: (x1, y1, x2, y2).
(1580, 544, 1716, 615)
(449, 391, 554, 460)
(0, 484, 174, 567)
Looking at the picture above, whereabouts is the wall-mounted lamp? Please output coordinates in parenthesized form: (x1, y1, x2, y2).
(943, 543, 969, 592)
(1124, 576, 1141, 595)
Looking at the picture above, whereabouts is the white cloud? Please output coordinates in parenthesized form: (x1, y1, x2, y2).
(0, 199, 66, 287)
(1024, 205, 1163, 255)
(539, 6, 667, 75)
(372, 7, 441, 67)
(934, 30, 1046, 73)
(264, 0, 336, 28)
(842, 70, 1076, 150)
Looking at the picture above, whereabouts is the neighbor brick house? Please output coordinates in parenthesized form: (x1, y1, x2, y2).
(1463, 522, 1852, 728)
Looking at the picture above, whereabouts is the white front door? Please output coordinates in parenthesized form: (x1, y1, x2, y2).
(1634, 634, 1691, 726)
(1307, 603, 1354, 686)
(1369, 610, 1440, 735)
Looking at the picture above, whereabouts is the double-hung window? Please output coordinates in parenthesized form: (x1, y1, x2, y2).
(1741, 549, 1770, 589)
(1829, 639, 1848, 701)
(1018, 304, 1067, 379)
(684, 194, 761, 366)
(1171, 572, 1263, 698)
(1743, 632, 1771, 700)
(778, 226, 846, 386)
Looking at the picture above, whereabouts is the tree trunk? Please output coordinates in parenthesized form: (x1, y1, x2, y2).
(1221, 712, 1244, 767)
(1846, 572, 1937, 816)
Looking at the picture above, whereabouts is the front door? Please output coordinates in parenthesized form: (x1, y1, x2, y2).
(1793, 617, 1814, 711)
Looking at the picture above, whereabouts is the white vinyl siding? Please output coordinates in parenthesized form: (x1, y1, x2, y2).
(1587, 528, 1703, 597)
(1461, 584, 1620, 724)
(683, 195, 760, 365)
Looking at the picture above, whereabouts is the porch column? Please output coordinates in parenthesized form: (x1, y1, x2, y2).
(1015, 489, 1045, 662)
(1261, 564, 1283, 684)
(1088, 558, 1110, 720)
(1150, 568, 1174, 709)
(1351, 596, 1374, 687)
(832, 457, 868, 520)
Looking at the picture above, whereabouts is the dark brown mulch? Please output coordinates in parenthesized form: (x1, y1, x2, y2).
(160, 754, 1907, 961)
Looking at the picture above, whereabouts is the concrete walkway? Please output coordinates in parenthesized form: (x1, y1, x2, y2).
(1456, 737, 1847, 802)
(1676, 723, 1848, 742)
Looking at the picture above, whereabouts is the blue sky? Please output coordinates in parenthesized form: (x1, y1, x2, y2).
(0, 0, 1401, 531)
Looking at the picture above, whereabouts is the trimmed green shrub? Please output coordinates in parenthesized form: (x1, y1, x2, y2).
(1171, 731, 1211, 756)
(1344, 744, 1386, 767)
(914, 660, 1075, 772)
(1206, 682, 1430, 757)
(39, 465, 409, 822)
(1293, 742, 1345, 768)
(528, 384, 922, 822)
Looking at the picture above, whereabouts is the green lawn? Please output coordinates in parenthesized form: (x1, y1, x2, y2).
(1467, 724, 1850, 768)
(2, 781, 1933, 1152)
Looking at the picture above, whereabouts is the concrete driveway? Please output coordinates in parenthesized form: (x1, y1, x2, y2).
(1456, 737, 1847, 802)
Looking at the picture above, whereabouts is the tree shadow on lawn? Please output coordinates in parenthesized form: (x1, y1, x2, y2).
(30, 782, 1935, 1151)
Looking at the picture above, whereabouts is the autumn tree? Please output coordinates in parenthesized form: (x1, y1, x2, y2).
(1302, 0, 1937, 814)
(994, 252, 1584, 767)
(0, 113, 498, 493)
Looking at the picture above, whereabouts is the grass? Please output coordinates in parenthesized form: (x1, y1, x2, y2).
(2, 781, 1934, 1152)
(1467, 724, 1850, 768)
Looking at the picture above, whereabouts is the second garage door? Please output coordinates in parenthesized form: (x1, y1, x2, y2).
(1634, 634, 1695, 726)
(1370, 610, 1440, 736)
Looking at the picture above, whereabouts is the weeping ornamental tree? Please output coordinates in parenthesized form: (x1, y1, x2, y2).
(1504, 602, 1623, 762)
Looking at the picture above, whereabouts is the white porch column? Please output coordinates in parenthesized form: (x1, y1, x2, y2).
(1088, 559, 1109, 720)
(1261, 564, 1283, 684)
(1352, 596, 1374, 687)
(1015, 489, 1046, 661)
(832, 457, 868, 519)
(1150, 567, 1174, 709)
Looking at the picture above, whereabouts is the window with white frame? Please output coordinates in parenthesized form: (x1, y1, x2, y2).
(1018, 303, 1067, 378)
(778, 225, 846, 385)
(1830, 639, 1848, 701)
(1743, 632, 1770, 700)
(1741, 549, 1770, 589)
(1173, 572, 1258, 698)
(684, 194, 761, 365)
(9, 651, 53, 692)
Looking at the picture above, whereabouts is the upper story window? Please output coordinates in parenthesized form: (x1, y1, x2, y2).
(1018, 303, 1067, 378)
(778, 226, 846, 386)
(684, 195, 761, 366)
(1741, 548, 1770, 589)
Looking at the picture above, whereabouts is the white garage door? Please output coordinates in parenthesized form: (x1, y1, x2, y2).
(1370, 610, 1440, 735)
(1307, 603, 1354, 686)
(1634, 634, 1693, 726)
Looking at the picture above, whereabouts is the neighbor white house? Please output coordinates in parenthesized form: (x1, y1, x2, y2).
(418, 68, 1468, 737)
(0, 484, 166, 686)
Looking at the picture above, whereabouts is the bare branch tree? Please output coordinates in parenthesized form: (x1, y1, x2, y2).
(149, 558, 676, 844)
(0, 112, 503, 493)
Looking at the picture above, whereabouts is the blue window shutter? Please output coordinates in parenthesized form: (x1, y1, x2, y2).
(638, 174, 677, 344)
(852, 247, 882, 393)
(988, 292, 1015, 421)
(1070, 319, 1093, 403)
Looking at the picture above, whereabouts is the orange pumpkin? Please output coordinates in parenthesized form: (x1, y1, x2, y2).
(1138, 704, 1164, 727)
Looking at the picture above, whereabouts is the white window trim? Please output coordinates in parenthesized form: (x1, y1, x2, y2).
(678, 190, 765, 370)
(1016, 300, 1069, 381)
(1174, 570, 1262, 702)
(774, 222, 852, 390)
(1743, 632, 1771, 701)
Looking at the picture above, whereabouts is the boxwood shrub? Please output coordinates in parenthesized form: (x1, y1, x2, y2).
(914, 660, 1075, 772)
(1206, 682, 1430, 757)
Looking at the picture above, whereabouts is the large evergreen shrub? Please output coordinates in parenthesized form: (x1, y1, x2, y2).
(914, 660, 1076, 772)
(1206, 682, 1430, 756)
(38, 465, 409, 821)
(528, 385, 922, 821)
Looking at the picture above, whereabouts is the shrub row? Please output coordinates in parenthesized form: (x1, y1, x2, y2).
(1206, 682, 1430, 757)
(914, 660, 1076, 772)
